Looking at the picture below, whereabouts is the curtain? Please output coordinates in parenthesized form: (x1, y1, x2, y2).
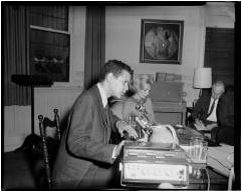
(3, 5, 31, 106)
(84, 6, 105, 90)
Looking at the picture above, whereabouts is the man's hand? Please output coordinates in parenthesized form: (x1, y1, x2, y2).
(194, 119, 218, 131)
(113, 140, 126, 158)
(116, 120, 138, 139)
(206, 123, 218, 130)
(194, 119, 207, 131)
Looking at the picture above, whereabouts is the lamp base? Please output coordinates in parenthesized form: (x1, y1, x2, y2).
(199, 89, 203, 97)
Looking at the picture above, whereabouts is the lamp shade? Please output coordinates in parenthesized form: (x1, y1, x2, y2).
(193, 68, 212, 88)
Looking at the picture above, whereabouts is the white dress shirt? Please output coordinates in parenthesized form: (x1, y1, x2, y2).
(97, 83, 108, 108)
(97, 83, 118, 159)
(206, 97, 219, 122)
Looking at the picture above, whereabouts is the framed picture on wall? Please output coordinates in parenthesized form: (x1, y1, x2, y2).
(30, 29, 70, 82)
(140, 19, 184, 64)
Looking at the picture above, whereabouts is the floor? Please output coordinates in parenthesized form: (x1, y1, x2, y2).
(3, 150, 36, 190)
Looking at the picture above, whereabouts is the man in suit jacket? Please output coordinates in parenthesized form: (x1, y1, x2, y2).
(52, 60, 138, 189)
(216, 86, 234, 145)
(191, 81, 225, 141)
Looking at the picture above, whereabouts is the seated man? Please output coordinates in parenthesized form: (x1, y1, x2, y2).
(216, 86, 234, 145)
(191, 81, 234, 144)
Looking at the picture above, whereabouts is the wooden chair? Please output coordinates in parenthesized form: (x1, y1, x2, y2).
(38, 109, 61, 189)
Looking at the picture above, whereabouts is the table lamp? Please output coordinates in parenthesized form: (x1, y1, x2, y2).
(193, 67, 212, 97)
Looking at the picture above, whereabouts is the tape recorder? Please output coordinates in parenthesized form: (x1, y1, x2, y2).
(120, 141, 190, 188)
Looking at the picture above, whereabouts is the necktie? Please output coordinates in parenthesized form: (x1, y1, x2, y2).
(207, 99, 216, 117)
(104, 106, 110, 127)
(104, 106, 111, 144)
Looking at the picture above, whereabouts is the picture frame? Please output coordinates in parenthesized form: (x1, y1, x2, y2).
(30, 29, 70, 82)
(140, 19, 184, 64)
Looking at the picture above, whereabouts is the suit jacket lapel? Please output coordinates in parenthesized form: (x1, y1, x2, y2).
(92, 85, 111, 144)
(205, 96, 212, 114)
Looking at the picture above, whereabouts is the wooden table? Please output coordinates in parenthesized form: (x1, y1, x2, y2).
(118, 126, 229, 190)
(176, 126, 229, 190)
(188, 166, 229, 190)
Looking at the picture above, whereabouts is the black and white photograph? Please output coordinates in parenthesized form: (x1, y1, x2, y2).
(2, 1, 240, 191)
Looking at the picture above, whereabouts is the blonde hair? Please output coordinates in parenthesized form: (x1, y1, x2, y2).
(132, 74, 154, 92)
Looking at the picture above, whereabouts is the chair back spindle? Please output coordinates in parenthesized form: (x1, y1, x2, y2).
(38, 108, 61, 189)
(54, 109, 61, 140)
(38, 115, 52, 189)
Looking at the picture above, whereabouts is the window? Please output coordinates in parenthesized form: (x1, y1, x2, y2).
(29, 6, 70, 82)
(204, 28, 234, 86)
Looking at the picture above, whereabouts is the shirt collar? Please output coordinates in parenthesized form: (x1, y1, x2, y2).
(211, 96, 219, 101)
(97, 83, 108, 108)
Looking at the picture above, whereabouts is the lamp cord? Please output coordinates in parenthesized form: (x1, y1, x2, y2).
(205, 167, 210, 190)
(228, 167, 234, 190)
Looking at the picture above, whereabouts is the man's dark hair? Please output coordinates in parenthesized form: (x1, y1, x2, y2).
(99, 60, 133, 82)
